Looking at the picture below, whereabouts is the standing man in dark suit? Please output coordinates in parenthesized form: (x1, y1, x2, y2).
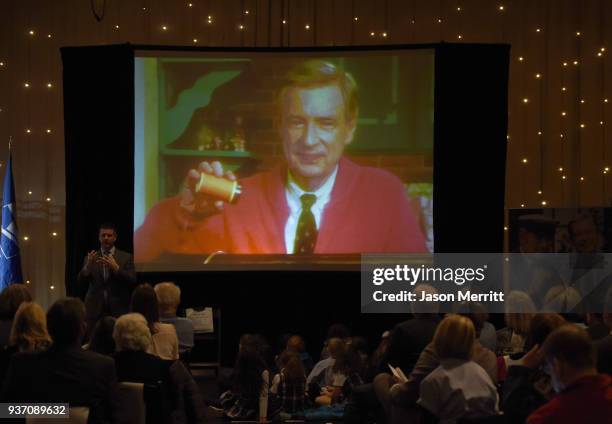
(2, 298, 118, 424)
(78, 223, 136, 336)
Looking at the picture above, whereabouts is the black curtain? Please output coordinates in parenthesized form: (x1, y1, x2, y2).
(62, 44, 135, 297)
(62, 43, 508, 363)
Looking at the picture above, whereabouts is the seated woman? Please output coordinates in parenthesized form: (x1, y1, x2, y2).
(130, 283, 179, 360)
(215, 343, 269, 421)
(270, 350, 308, 418)
(417, 314, 499, 424)
(0, 285, 32, 348)
(308, 338, 364, 407)
(154, 282, 194, 355)
(0, 302, 52, 387)
(113, 313, 205, 424)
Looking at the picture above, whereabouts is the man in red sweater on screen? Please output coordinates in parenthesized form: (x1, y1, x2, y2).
(134, 60, 427, 261)
(526, 324, 612, 424)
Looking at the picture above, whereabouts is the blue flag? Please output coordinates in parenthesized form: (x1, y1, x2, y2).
(0, 153, 23, 290)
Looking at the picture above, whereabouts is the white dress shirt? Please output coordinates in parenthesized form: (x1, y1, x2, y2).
(284, 166, 338, 254)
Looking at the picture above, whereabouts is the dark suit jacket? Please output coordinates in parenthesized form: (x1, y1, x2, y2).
(77, 248, 136, 321)
(1, 346, 118, 424)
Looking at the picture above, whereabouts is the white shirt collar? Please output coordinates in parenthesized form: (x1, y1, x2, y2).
(286, 165, 338, 209)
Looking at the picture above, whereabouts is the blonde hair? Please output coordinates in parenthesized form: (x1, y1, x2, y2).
(543, 286, 583, 314)
(154, 282, 181, 315)
(113, 313, 152, 352)
(9, 302, 51, 352)
(278, 60, 358, 123)
(433, 314, 475, 360)
(505, 291, 536, 336)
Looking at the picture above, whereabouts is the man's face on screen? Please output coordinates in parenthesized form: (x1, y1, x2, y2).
(98, 228, 117, 251)
(280, 84, 356, 191)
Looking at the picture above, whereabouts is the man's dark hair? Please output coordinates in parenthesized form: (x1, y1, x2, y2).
(99, 222, 117, 234)
(567, 212, 598, 239)
(524, 313, 566, 351)
(47, 297, 86, 346)
(519, 215, 556, 241)
(543, 324, 595, 369)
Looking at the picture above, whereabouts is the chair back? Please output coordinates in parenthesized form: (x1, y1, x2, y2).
(26, 407, 89, 424)
(117, 382, 146, 424)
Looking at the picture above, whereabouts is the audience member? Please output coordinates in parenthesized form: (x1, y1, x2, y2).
(320, 323, 350, 360)
(0, 302, 51, 385)
(131, 283, 179, 360)
(0, 284, 32, 347)
(214, 343, 269, 421)
(502, 313, 566, 423)
(113, 313, 205, 424)
(526, 324, 612, 424)
(497, 290, 536, 354)
(270, 350, 308, 418)
(308, 338, 363, 406)
(2, 297, 118, 424)
(286, 334, 314, 375)
(154, 282, 194, 355)
(417, 315, 499, 423)
(85, 316, 116, 356)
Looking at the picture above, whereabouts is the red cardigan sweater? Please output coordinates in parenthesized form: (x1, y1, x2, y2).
(134, 158, 427, 261)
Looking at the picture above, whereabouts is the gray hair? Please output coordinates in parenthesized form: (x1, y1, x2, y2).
(113, 313, 151, 352)
(154, 282, 181, 309)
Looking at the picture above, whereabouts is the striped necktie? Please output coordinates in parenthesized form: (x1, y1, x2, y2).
(294, 194, 317, 254)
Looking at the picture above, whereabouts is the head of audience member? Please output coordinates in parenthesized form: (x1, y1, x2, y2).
(505, 290, 536, 336)
(332, 339, 364, 377)
(433, 314, 476, 361)
(518, 215, 556, 253)
(454, 301, 488, 338)
(286, 335, 306, 354)
(98, 222, 118, 253)
(278, 350, 306, 385)
(410, 284, 441, 317)
(543, 286, 584, 320)
(88, 316, 117, 356)
(113, 313, 152, 352)
(326, 323, 350, 341)
(542, 324, 597, 392)
(327, 337, 345, 360)
(9, 302, 51, 353)
(46, 297, 87, 348)
(130, 283, 160, 332)
(0, 284, 32, 321)
(568, 212, 603, 254)
(277, 60, 358, 191)
(524, 313, 566, 351)
(154, 282, 182, 319)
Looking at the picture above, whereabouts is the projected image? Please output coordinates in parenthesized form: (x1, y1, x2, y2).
(133, 50, 434, 269)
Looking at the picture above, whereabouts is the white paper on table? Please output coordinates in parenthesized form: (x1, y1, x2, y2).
(186, 307, 214, 332)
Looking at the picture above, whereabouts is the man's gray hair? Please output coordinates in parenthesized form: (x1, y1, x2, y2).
(113, 313, 151, 352)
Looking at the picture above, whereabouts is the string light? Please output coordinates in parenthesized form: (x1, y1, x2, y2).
(457, 6, 461, 12)
(457, 34, 463, 39)
(562, 175, 566, 180)
(504, 226, 508, 231)
(0, 62, 4, 67)
(521, 204, 525, 208)
(24, 82, 29, 88)
(25, 129, 31, 134)
(561, 87, 566, 91)
(600, 121, 605, 125)
(605, 99, 609, 103)
(282, 20, 286, 24)
(27, 191, 32, 195)
(537, 131, 542, 135)
(26, 280, 30, 284)
(239, 24, 245, 30)
(304, 24, 310, 30)
(541, 200, 547, 206)
(382, 32, 388, 37)
(560, 133, 565, 138)
(518, 56, 524, 62)
(563, 62, 568, 67)
(47, 34, 51, 38)
(46, 82, 52, 88)
(114, 25, 119, 30)
(498, 5, 504, 11)
(188, 3, 193, 7)
(50, 285, 55, 290)
(580, 99, 585, 104)
(576, 31, 581, 36)
(522, 158, 528, 163)
(580, 177, 585, 181)
(573, 60, 579, 65)
(535, 73, 541, 78)
(23, 236, 29, 241)
(46, 129, 51, 133)
(193, 38, 198, 43)
(536, 28, 541, 33)
(561, 111, 567, 116)
(370, 32, 375, 37)
(437, 18, 442, 23)
(523, 98, 529, 103)
(51, 232, 57, 237)
(28, 30, 35, 36)
(537, 190, 543, 195)
(558, 167, 564, 172)
(354, 17, 358, 21)
(580, 123, 585, 128)
(161, 25, 168, 31)
(244, 9, 249, 14)
(46, 197, 51, 202)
